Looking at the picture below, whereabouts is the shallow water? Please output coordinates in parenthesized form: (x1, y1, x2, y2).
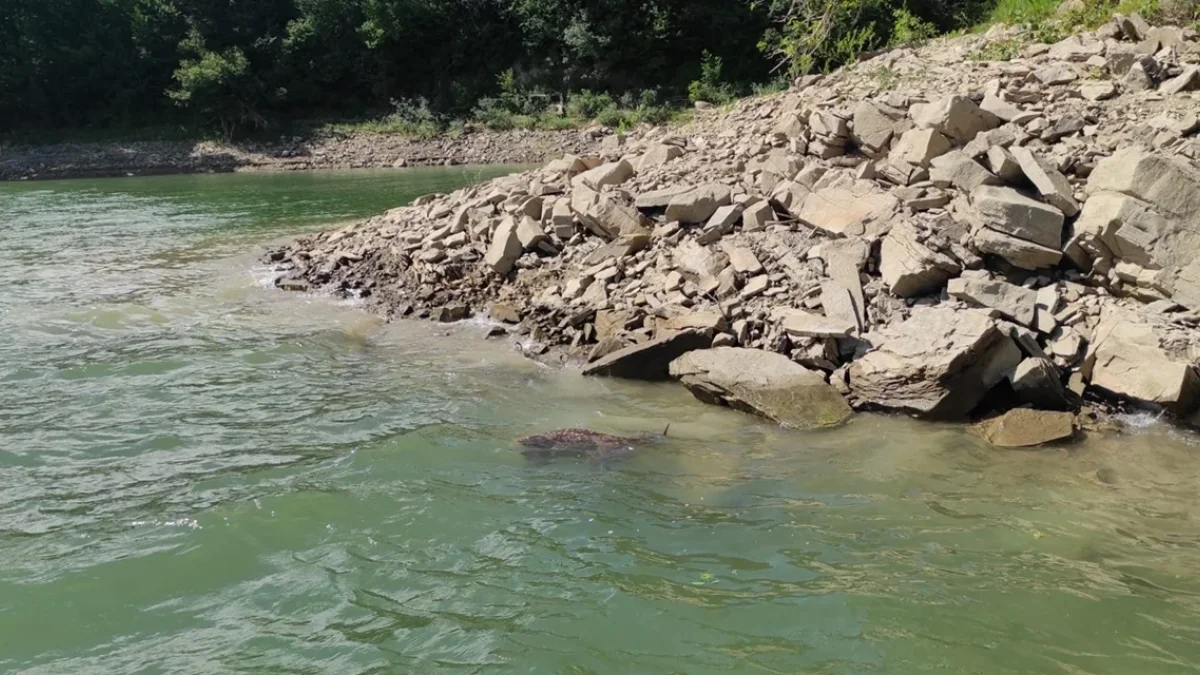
(4, 169, 1200, 674)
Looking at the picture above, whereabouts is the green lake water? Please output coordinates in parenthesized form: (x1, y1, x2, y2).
(4, 168, 1200, 674)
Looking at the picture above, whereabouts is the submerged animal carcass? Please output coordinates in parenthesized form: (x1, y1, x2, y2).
(516, 426, 668, 459)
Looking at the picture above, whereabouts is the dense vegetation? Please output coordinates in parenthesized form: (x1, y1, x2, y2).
(1, 0, 1193, 138)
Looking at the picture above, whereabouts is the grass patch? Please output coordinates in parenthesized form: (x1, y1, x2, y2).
(969, 37, 1024, 60)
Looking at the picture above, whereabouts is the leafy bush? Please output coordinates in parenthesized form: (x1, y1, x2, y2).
(891, 6, 939, 44)
(688, 51, 738, 104)
(566, 90, 617, 120)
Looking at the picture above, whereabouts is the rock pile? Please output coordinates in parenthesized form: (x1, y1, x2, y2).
(268, 13, 1200, 441)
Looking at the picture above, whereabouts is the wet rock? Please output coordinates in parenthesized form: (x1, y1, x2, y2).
(669, 347, 853, 429)
(1010, 357, 1072, 410)
(848, 307, 1022, 419)
(490, 302, 522, 324)
(1086, 303, 1200, 413)
(437, 304, 470, 322)
(582, 329, 713, 380)
(973, 408, 1076, 447)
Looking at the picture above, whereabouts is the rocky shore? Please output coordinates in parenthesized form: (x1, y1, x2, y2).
(267, 14, 1200, 448)
(0, 128, 597, 181)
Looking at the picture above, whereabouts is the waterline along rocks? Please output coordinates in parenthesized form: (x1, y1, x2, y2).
(268, 14, 1200, 445)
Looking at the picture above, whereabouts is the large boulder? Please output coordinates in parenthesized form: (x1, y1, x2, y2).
(1086, 303, 1200, 413)
(851, 101, 898, 157)
(797, 181, 899, 236)
(1011, 147, 1080, 217)
(1076, 148, 1200, 308)
(637, 183, 732, 224)
(880, 221, 961, 297)
(484, 217, 522, 275)
(848, 307, 1022, 419)
(571, 184, 648, 240)
(973, 408, 1076, 448)
(970, 185, 1064, 249)
(913, 95, 1002, 145)
(572, 159, 634, 190)
(669, 348, 853, 428)
(583, 329, 713, 380)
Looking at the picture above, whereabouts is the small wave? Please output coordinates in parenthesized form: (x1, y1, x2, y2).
(1118, 410, 1168, 431)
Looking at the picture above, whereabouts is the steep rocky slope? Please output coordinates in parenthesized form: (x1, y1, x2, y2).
(268, 14, 1200, 444)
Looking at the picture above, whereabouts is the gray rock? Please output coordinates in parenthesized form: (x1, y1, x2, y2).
(1087, 303, 1200, 413)
(880, 221, 961, 297)
(1080, 80, 1117, 101)
(663, 183, 733, 224)
(720, 240, 764, 275)
(1035, 62, 1078, 85)
(913, 95, 1002, 145)
(484, 217, 523, 274)
(669, 347, 853, 429)
(929, 151, 1001, 192)
(986, 145, 1024, 183)
(972, 227, 1063, 270)
(890, 128, 954, 167)
(798, 181, 899, 236)
(515, 216, 548, 249)
(971, 185, 1065, 249)
(947, 273, 1038, 326)
(1162, 66, 1200, 95)
(572, 160, 634, 190)
(583, 329, 713, 380)
(1011, 357, 1072, 409)
(777, 308, 856, 338)
(742, 200, 775, 231)
(571, 184, 648, 240)
(638, 144, 684, 171)
(1011, 147, 1080, 217)
(674, 239, 726, 278)
(852, 101, 897, 156)
(848, 307, 1023, 419)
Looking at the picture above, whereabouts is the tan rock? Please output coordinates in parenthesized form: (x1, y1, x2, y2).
(484, 217, 522, 275)
(669, 347, 853, 429)
(848, 307, 1022, 419)
(974, 409, 1076, 447)
(880, 221, 961, 297)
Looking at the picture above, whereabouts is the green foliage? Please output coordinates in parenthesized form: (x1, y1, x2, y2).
(688, 51, 738, 104)
(891, 6, 939, 44)
(168, 43, 264, 137)
(566, 90, 616, 120)
(969, 37, 1023, 60)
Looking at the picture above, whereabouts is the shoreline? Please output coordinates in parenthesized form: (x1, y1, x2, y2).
(261, 15, 1200, 449)
(0, 128, 598, 182)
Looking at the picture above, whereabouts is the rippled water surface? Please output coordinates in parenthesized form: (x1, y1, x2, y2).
(5, 169, 1200, 674)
